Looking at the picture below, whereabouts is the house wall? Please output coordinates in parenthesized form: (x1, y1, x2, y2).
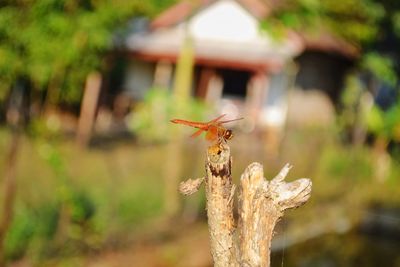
(259, 68, 292, 128)
(123, 59, 155, 100)
(295, 51, 353, 103)
(189, 0, 259, 43)
(123, 0, 301, 115)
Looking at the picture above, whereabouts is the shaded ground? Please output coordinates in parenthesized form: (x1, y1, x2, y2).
(11, 214, 400, 267)
(11, 223, 212, 267)
(85, 224, 211, 267)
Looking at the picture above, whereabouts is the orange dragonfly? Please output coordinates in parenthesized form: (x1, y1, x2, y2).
(170, 114, 243, 143)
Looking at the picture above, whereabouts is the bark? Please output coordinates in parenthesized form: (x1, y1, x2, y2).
(238, 163, 312, 267)
(42, 68, 64, 115)
(179, 144, 312, 267)
(0, 82, 24, 266)
(0, 131, 20, 267)
(204, 143, 237, 267)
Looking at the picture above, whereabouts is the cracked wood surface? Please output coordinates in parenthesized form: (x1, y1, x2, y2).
(204, 143, 237, 267)
(179, 144, 312, 267)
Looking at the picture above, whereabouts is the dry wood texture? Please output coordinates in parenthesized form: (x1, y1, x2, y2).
(238, 163, 312, 266)
(204, 143, 236, 267)
(179, 143, 312, 267)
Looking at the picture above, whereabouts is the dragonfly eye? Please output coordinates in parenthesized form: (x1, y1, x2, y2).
(224, 130, 233, 140)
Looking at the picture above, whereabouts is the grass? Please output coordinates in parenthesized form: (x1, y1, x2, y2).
(1, 129, 172, 262)
(1, 125, 400, 265)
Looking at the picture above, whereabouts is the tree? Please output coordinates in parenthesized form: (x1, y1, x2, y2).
(0, 0, 174, 112)
(263, 0, 399, 85)
(0, 0, 179, 263)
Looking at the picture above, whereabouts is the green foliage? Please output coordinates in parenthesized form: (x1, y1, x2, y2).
(0, 0, 160, 104)
(33, 141, 101, 254)
(128, 88, 208, 143)
(4, 193, 97, 261)
(263, 0, 399, 89)
(367, 100, 400, 141)
(34, 204, 60, 240)
(361, 53, 398, 86)
(0, 127, 169, 263)
(4, 203, 60, 260)
(341, 76, 365, 109)
(338, 73, 400, 146)
(147, 0, 178, 16)
(117, 184, 163, 225)
(318, 145, 373, 181)
(337, 75, 366, 134)
(264, 0, 384, 44)
(367, 105, 385, 136)
(4, 209, 36, 260)
(393, 11, 400, 37)
(69, 192, 96, 225)
(271, 0, 400, 145)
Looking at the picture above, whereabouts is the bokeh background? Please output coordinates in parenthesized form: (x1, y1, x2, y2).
(1, 0, 400, 266)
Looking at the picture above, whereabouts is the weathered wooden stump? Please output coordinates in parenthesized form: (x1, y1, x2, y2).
(179, 143, 312, 267)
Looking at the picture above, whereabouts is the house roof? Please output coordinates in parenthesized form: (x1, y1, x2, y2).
(149, 0, 360, 58)
(151, 0, 271, 29)
(126, 0, 303, 72)
(125, 0, 358, 72)
(299, 32, 359, 59)
(127, 34, 294, 72)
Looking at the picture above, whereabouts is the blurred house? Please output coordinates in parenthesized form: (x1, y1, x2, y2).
(294, 33, 358, 104)
(287, 33, 358, 129)
(120, 0, 302, 129)
(117, 0, 357, 131)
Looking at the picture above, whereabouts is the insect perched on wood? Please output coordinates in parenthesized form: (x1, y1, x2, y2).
(170, 114, 243, 144)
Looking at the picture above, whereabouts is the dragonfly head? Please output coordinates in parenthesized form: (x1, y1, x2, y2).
(223, 129, 233, 141)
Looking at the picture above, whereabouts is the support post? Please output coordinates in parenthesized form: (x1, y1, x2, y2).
(76, 72, 102, 147)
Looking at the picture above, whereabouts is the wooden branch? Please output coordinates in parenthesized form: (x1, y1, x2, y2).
(238, 163, 312, 267)
(178, 144, 312, 267)
(179, 177, 204, 196)
(204, 143, 237, 267)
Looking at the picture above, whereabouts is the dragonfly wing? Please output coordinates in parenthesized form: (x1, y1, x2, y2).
(170, 119, 207, 129)
(171, 114, 226, 128)
(219, 117, 244, 124)
(190, 128, 204, 138)
(208, 114, 226, 124)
